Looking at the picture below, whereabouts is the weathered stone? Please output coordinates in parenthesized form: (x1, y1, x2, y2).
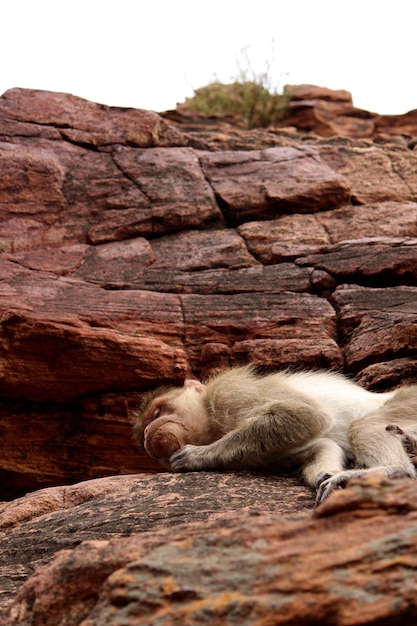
(168, 83, 417, 140)
(200, 146, 350, 224)
(120, 264, 313, 295)
(333, 285, 417, 371)
(3, 476, 417, 625)
(112, 147, 224, 236)
(318, 143, 417, 204)
(149, 229, 257, 271)
(238, 202, 417, 264)
(0, 88, 189, 148)
(0, 392, 161, 500)
(181, 292, 342, 375)
(1, 85, 417, 625)
(375, 109, 417, 136)
(0, 472, 313, 610)
(298, 238, 417, 286)
(285, 84, 353, 103)
(355, 358, 417, 391)
(0, 262, 189, 401)
(238, 214, 330, 263)
(283, 100, 376, 138)
(316, 201, 417, 242)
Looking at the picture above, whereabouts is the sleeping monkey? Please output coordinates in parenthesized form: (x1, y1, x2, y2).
(135, 366, 417, 503)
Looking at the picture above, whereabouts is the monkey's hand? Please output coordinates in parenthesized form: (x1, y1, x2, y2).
(170, 444, 206, 472)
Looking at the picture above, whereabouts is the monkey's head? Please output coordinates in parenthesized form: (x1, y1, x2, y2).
(134, 378, 209, 466)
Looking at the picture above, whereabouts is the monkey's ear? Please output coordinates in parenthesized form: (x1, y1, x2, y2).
(184, 379, 206, 394)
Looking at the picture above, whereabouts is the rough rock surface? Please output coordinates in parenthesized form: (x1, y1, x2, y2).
(0, 86, 417, 622)
(3, 475, 417, 625)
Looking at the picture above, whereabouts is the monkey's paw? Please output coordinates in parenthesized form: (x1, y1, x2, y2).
(315, 466, 417, 505)
(315, 470, 358, 505)
(169, 444, 201, 472)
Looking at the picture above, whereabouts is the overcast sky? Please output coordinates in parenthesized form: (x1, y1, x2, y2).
(1, 0, 415, 115)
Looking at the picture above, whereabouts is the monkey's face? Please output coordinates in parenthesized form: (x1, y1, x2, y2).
(136, 380, 208, 465)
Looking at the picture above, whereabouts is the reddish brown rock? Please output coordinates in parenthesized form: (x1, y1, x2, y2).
(285, 84, 353, 103)
(1, 86, 417, 626)
(148, 229, 257, 272)
(0, 260, 189, 401)
(0, 142, 225, 252)
(318, 143, 417, 204)
(0, 472, 313, 610)
(375, 109, 417, 136)
(3, 475, 417, 625)
(0, 88, 189, 148)
(181, 291, 342, 375)
(298, 237, 417, 285)
(167, 83, 417, 140)
(0, 392, 160, 500)
(355, 358, 417, 391)
(238, 202, 417, 264)
(316, 201, 417, 241)
(200, 146, 350, 223)
(333, 285, 417, 371)
(276, 85, 417, 138)
(120, 263, 314, 295)
(238, 214, 330, 263)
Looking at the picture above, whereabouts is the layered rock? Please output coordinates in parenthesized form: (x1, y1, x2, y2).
(0, 86, 417, 622)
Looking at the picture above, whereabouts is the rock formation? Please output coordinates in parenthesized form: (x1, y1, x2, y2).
(0, 85, 417, 623)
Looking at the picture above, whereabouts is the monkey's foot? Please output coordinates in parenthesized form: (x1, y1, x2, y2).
(315, 466, 416, 505)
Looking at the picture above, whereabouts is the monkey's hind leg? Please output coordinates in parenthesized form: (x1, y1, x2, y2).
(316, 417, 417, 504)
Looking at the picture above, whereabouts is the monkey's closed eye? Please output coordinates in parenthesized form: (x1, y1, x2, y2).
(152, 407, 161, 419)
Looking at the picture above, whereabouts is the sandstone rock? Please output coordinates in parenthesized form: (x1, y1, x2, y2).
(0, 392, 160, 500)
(375, 109, 417, 136)
(298, 237, 417, 286)
(355, 357, 417, 391)
(333, 285, 417, 371)
(168, 83, 417, 140)
(0, 260, 191, 401)
(0, 88, 189, 148)
(200, 146, 350, 223)
(284, 84, 354, 103)
(238, 203, 417, 263)
(1, 85, 417, 626)
(181, 291, 342, 376)
(0, 87, 417, 500)
(3, 475, 417, 625)
(316, 201, 417, 241)
(283, 100, 376, 138)
(0, 472, 313, 610)
(238, 214, 330, 263)
(0, 141, 225, 252)
(317, 143, 417, 204)
(122, 263, 314, 295)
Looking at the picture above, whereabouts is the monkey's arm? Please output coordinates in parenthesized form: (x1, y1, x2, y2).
(170, 399, 332, 472)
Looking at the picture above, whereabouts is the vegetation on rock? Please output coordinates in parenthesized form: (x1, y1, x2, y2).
(182, 48, 290, 128)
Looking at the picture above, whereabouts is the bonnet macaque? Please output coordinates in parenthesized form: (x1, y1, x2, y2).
(134, 366, 417, 504)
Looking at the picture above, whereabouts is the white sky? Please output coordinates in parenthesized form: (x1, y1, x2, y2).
(1, 0, 416, 115)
